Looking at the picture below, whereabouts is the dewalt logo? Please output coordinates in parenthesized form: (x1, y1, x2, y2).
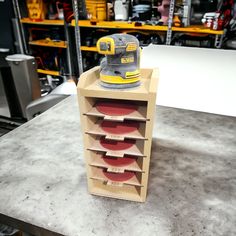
(121, 56, 134, 64)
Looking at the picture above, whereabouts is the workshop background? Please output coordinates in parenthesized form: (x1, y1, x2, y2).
(0, 0, 236, 235)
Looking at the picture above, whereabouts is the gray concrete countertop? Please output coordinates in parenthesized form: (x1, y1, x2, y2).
(0, 95, 235, 236)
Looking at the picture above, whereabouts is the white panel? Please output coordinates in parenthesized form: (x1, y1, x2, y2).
(141, 45, 236, 117)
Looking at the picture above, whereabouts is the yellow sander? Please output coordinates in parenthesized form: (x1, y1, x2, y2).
(96, 33, 141, 89)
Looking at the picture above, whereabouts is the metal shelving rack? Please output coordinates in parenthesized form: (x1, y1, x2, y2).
(70, 0, 224, 60)
(13, 1, 73, 77)
(71, 19, 224, 48)
(13, 0, 226, 77)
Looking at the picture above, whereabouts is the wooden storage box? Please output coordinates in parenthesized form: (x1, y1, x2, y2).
(77, 66, 158, 202)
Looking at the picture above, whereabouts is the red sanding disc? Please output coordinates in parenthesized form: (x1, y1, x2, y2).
(100, 138, 135, 151)
(101, 120, 139, 134)
(96, 101, 137, 116)
(103, 170, 135, 182)
(102, 155, 137, 167)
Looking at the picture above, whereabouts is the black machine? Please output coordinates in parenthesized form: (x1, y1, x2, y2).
(0, 0, 26, 135)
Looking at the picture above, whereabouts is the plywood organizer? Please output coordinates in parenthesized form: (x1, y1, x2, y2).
(77, 66, 158, 202)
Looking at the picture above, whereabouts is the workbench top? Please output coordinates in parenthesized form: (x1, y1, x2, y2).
(0, 95, 235, 236)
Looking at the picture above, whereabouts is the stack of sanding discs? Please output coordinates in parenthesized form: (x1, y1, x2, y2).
(96, 101, 140, 182)
(102, 155, 137, 167)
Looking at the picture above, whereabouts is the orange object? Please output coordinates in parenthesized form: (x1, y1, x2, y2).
(27, 0, 45, 21)
(173, 15, 181, 27)
(86, 0, 107, 21)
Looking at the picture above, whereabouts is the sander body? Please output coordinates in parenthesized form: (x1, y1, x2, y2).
(97, 34, 141, 89)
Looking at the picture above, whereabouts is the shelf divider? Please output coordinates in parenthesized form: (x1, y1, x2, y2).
(21, 18, 64, 26)
(71, 20, 224, 35)
(29, 40, 67, 48)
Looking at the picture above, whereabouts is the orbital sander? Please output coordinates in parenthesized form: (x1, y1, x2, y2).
(97, 33, 141, 89)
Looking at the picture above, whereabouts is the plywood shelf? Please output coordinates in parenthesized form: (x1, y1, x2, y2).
(89, 153, 143, 172)
(85, 105, 148, 122)
(85, 120, 146, 140)
(21, 18, 64, 25)
(90, 167, 142, 187)
(71, 20, 224, 35)
(90, 180, 142, 202)
(29, 40, 67, 48)
(78, 67, 158, 101)
(88, 138, 145, 158)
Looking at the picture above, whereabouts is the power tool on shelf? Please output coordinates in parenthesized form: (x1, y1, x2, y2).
(96, 33, 141, 89)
